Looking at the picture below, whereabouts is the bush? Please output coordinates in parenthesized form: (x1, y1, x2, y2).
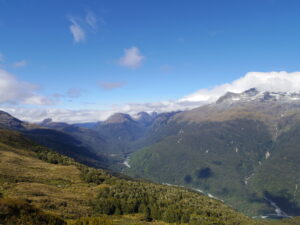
(0, 198, 66, 225)
(69, 216, 115, 225)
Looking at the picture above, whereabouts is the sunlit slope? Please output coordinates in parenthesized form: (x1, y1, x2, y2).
(127, 119, 275, 216)
(127, 89, 300, 216)
(0, 129, 264, 225)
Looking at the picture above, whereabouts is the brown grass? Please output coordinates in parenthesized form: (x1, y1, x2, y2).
(0, 142, 105, 219)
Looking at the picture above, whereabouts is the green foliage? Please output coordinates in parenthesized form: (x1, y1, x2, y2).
(127, 119, 275, 216)
(34, 146, 74, 165)
(0, 198, 65, 225)
(68, 216, 115, 225)
(77, 165, 110, 184)
(250, 122, 300, 215)
(91, 180, 255, 225)
(0, 128, 296, 225)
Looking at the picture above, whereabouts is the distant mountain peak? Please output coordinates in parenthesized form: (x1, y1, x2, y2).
(0, 110, 24, 129)
(104, 113, 134, 124)
(133, 111, 158, 126)
(216, 88, 300, 104)
(40, 118, 53, 125)
(39, 118, 69, 129)
(243, 88, 259, 96)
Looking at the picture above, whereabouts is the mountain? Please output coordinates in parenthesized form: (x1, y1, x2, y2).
(134, 111, 158, 126)
(126, 88, 300, 217)
(0, 110, 25, 130)
(24, 112, 181, 172)
(23, 127, 109, 169)
(72, 122, 97, 129)
(2, 102, 300, 224)
(91, 112, 178, 157)
(0, 111, 109, 169)
(96, 113, 145, 143)
(0, 128, 278, 225)
(39, 118, 70, 130)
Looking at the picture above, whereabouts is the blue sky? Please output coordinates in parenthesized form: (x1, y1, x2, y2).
(1, 0, 300, 122)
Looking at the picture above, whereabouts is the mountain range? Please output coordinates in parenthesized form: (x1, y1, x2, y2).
(1, 88, 300, 224)
(0, 118, 278, 225)
(126, 88, 300, 217)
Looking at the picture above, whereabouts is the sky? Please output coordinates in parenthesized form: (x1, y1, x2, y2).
(1, 0, 300, 123)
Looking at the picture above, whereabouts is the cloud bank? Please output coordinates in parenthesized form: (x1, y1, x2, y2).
(0, 100, 193, 124)
(0, 69, 52, 105)
(118, 47, 145, 68)
(180, 71, 300, 103)
(2, 71, 300, 123)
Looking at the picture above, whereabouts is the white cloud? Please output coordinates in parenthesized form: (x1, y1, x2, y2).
(0, 69, 52, 105)
(68, 11, 102, 43)
(12, 60, 27, 68)
(0, 107, 117, 123)
(0, 98, 199, 123)
(2, 71, 300, 123)
(118, 46, 145, 69)
(85, 11, 98, 30)
(68, 17, 86, 43)
(180, 71, 300, 103)
(0, 100, 199, 123)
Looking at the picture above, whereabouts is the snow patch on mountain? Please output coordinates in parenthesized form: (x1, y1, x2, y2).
(123, 156, 131, 168)
(265, 151, 271, 159)
(216, 88, 300, 105)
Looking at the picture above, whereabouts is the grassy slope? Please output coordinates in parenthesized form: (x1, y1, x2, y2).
(0, 133, 99, 218)
(0, 129, 249, 224)
(0, 198, 66, 225)
(1, 129, 300, 224)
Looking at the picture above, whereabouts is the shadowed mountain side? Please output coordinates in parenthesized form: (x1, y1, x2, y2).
(22, 128, 110, 169)
(250, 122, 300, 216)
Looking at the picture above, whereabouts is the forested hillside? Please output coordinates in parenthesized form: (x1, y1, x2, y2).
(2, 128, 300, 224)
(127, 89, 300, 217)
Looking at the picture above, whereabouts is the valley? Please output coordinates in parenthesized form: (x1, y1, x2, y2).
(1, 89, 300, 224)
(123, 89, 300, 217)
(3, 1, 300, 224)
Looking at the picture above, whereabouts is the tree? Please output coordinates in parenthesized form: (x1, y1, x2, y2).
(143, 206, 152, 222)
